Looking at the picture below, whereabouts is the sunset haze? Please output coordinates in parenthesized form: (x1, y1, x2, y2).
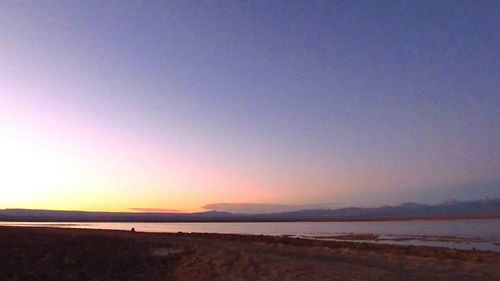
(1, 1, 499, 213)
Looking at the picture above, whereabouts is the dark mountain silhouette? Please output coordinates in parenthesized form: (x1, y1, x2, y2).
(1, 198, 499, 222)
(257, 199, 500, 220)
(0, 209, 236, 222)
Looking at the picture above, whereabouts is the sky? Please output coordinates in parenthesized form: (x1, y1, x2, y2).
(0, 1, 499, 213)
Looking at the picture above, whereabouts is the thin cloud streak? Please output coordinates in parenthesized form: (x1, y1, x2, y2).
(128, 208, 183, 213)
(202, 203, 338, 214)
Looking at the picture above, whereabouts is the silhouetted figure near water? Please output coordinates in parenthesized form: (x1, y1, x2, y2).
(131, 228, 135, 232)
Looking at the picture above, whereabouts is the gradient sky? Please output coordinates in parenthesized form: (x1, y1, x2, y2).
(1, 1, 499, 212)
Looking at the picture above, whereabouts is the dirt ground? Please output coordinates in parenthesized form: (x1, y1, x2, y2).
(1, 227, 499, 281)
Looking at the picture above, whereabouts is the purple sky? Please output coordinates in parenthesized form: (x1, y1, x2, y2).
(0, 1, 499, 212)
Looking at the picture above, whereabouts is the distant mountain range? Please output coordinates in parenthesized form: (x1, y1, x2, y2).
(1, 198, 499, 222)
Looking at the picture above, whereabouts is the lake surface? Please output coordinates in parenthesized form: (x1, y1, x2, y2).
(2, 219, 499, 252)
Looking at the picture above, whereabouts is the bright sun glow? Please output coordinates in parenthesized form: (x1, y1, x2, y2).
(0, 128, 84, 208)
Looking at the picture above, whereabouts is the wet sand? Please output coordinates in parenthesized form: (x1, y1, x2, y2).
(1, 226, 499, 280)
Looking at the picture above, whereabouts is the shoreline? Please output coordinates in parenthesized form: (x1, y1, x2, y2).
(2, 225, 499, 255)
(3, 218, 500, 253)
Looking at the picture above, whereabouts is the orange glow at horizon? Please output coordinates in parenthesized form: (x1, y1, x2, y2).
(0, 98, 287, 212)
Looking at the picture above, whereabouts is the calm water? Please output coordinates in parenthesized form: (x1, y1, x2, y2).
(2, 219, 499, 252)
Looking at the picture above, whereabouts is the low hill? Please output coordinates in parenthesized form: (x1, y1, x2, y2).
(1, 198, 499, 222)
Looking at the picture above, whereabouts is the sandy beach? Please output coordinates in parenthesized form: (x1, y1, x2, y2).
(1, 226, 499, 281)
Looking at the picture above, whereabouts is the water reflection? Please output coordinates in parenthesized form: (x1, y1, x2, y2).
(1, 219, 499, 252)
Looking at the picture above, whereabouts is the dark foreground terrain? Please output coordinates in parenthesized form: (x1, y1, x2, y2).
(0, 227, 179, 281)
(1, 226, 499, 281)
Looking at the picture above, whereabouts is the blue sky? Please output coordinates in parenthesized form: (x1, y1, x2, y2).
(0, 1, 498, 211)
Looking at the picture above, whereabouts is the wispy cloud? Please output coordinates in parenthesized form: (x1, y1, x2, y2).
(129, 208, 182, 213)
(202, 203, 338, 214)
